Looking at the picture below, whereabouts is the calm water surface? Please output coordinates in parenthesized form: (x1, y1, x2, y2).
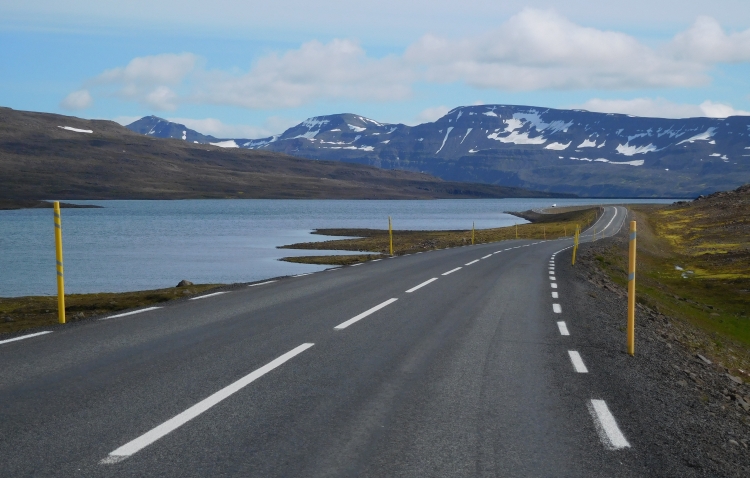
(0, 199, 677, 297)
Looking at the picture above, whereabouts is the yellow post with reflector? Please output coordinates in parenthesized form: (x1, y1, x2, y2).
(515, 223, 518, 239)
(571, 224, 580, 265)
(388, 216, 393, 256)
(627, 221, 637, 356)
(471, 222, 475, 245)
(53, 201, 66, 324)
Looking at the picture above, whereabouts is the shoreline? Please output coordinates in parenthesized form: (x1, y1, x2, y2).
(0, 199, 102, 210)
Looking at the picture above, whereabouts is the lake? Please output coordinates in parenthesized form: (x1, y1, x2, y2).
(0, 199, 677, 297)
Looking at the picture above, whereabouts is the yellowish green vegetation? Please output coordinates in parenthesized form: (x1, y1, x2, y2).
(594, 187, 749, 365)
(280, 207, 600, 265)
(0, 284, 221, 335)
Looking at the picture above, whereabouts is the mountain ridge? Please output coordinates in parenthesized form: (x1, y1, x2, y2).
(128, 105, 750, 197)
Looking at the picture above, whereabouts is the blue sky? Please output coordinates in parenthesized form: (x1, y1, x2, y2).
(2, 1, 750, 138)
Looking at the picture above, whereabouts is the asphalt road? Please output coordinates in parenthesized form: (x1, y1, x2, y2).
(0, 206, 651, 477)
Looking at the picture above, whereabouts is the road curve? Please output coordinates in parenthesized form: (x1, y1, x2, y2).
(0, 206, 650, 477)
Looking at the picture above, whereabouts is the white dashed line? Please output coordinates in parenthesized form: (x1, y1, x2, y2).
(100, 343, 314, 464)
(102, 307, 162, 320)
(371, 259, 382, 262)
(405, 278, 438, 293)
(557, 321, 570, 335)
(568, 351, 588, 373)
(0, 331, 52, 346)
(334, 298, 398, 330)
(551, 283, 558, 289)
(482, 254, 492, 259)
(189, 291, 229, 300)
(293, 273, 313, 277)
(588, 399, 630, 450)
(442, 267, 462, 276)
(551, 292, 559, 298)
(549, 276, 556, 281)
(249, 280, 277, 286)
(350, 263, 363, 267)
(553, 303, 562, 313)
(465, 259, 479, 266)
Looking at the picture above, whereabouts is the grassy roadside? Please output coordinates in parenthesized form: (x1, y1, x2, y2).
(279, 207, 601, 266)
(592, 185, 749, 369)
(0, 284, 221, 335)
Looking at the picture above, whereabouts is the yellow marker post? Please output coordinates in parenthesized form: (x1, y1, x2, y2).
(388, 216, 393, 256)
(627, 221, 637, 356)
(471, 222, 475, 245)
(515, 223, 518, 239)
(53, 201, 66, 324)
(564, 226, 567, 237)
(571, 225, 579, 265)
(543, 225, 546, 240)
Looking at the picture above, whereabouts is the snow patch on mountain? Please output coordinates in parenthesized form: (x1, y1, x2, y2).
(348, 124, 366, 133)
(210, 140, 239, 148)
(677, 128, 716, 145)
(461, 128, 473, 144)
(436, 127, 454, 154)
(578, 139, 597, 148)
(616, 143, 657, 156)
(488, 130, 547, 145)
(58, 126, 92, 134)
(545, 141, 571, 150)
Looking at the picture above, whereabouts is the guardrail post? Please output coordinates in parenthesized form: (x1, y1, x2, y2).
(53, 201, 66, 324)
(627, 221, 637, 356)
(388, 216, 393, 256)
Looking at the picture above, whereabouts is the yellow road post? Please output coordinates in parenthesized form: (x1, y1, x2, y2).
(53, 201, 66, 324)
(627, 221, 637, 356)
(388, 216, 393, 256)
(571, 225, 579, 265)
(543, 225, 546, 240)
(515, 223, 518, 239)
(472, 222, 475, 245)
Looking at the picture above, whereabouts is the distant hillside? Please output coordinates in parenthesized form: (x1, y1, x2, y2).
(0, 107, 567, 200)
(128, 106, 750, 197)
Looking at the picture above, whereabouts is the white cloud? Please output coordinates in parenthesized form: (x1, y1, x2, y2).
(60, 89, 93, 110)
(405, 9, 708, 91)
(669, 16, 750, 63)
(412, 105, 451, 124)
(166, 116, 297, 138)
(66, 11, 750, 113)
(575, 97, 750, 118)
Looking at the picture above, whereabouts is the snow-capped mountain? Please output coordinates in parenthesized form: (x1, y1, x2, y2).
(127, 106, 750, 197)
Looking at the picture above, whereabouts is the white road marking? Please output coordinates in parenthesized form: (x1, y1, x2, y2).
(100, 343, 314, 464)
(249, 280, 277, 286)
(588, 399, 630, 450)
(568, 351, 588, 373)
(552, 292, 559, 298)
(326, 269, 340, 272)
(549, 276, 556, 281)
(416, 252, 423, 254)
(553, 303, 562, 313)
(293, 273, 313, 277)
(551, 283, 557, 289)
(102, 307, 162, 320)
(442, 267, 462, 276)
(189, 291, 229, 300)
(465, 259, 479, 266)
(557, 321, 570, 335)
(482, 254, 492, 259)
(334, 298, 398, 330)
(0, 331, 52, 346)
(371, 259, 382, 262)
(350, 263, 363, 267)
(405, 278, 438, 293)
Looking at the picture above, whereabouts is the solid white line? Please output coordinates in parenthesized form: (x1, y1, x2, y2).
(553, 303, 562, 313)
(350, 263, 363, 267)
(551, 292, 559, 299)
(334, 298, 398, 330)
(102, 307, 162, 320)
(465, 259, 479, 266)
(568, 351, 588, 373)
(557, 321, 570, 335)
(249, 280, 277, 286)
(482, 254, 492, 259)
(189, 291, 229, 301)
(588, 399, 630, 450)
(551, 283, 558, 289)
(442, 267, 462, 276)
(100, 343, 314, 464)
(405, 278, 438, 293)
(0, 331, 52, 345)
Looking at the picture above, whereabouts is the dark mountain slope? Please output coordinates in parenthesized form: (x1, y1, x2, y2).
(0, 107, 563, 200)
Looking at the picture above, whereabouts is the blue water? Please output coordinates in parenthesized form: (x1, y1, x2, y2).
(0, 199, 677, 297)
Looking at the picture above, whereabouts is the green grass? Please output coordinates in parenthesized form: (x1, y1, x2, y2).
(0, 284, 221, 335)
